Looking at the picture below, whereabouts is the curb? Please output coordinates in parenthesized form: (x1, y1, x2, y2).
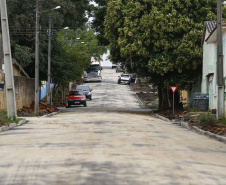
(155, 114, 226, 144)
(179, 121, 191, 130)
(41, 111, 58, 118)
(130, 84, 147, 109)
(0, 111, 58, 134)
(192, 126, 226, 144)
(155, 114, 170, 122)
(0, 118, 27, 134)
(135, 94, 147, 109)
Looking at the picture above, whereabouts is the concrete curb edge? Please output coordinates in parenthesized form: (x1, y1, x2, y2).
(155, 114, 171, 122)
(41, 112, 58, 118)
(0, 111, 59, 134)
(192, 126, 226, 144)
(135, 94, 147, 109)
(0, 118, 27, 134)
(155, 114, 226, 144)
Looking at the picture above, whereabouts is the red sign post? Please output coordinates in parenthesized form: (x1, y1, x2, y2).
(170, 86, 178, 114)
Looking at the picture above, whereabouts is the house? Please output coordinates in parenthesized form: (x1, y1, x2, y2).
(201, 21, 226, 112)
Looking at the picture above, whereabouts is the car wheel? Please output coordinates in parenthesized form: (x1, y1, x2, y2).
(90, 96, 92, 100)
(84, 102, 87, 107)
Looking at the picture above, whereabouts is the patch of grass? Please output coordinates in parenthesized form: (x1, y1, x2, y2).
(198, 113, 215, 122)
(218, 117, 226, 125)
(141, 100, 158, 105)
(0, 110, 21, 124)
(141, 100, 150, 105)
(186, 106, 200, 112)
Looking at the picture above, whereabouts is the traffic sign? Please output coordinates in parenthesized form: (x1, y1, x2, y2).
(170, 86, 178, 94)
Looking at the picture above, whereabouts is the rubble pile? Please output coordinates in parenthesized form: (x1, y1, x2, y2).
(136, 92, 157, 101)
(17, 101, 59, 117)
(130, 80, 158, 109)
(130, 81, 151, 92)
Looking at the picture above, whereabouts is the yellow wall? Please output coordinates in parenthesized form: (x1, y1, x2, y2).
(180, 90, 188, 107)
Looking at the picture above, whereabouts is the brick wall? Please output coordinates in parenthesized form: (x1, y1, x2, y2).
(0, 72, 35, 110)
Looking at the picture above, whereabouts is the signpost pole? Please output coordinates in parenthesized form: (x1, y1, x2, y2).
(173, 93, 174, 115)
(170, 86, 178, 115)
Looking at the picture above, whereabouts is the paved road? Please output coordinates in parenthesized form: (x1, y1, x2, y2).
(0, 69, 226, 185)
(61, 68, 148, 113)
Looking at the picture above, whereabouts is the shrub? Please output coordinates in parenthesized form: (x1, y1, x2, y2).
(219, 117, 226, 125)
(198, 113, 215, 122)
(0, 110, 20, 124)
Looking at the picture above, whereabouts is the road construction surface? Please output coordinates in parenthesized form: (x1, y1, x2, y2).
(0, 68, 226, 185)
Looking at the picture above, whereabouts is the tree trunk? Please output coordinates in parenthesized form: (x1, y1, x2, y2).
(161, 87, 169, 111)
(62, 84, 65, 104)
(158, 83, 169, 112)
(158, 86, 162, 111)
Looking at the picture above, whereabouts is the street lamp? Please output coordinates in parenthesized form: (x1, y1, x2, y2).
(35, 0, 61, 115)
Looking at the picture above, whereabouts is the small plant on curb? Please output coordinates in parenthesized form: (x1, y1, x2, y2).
(0, 110, 21, 125)
(198, 112, 215, 122)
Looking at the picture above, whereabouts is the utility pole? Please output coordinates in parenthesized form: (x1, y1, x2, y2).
(47, 17, 52, 104)
(0, 0, 17, 118)
(0, 32, 3, 70)
(35, 0, 40, 116)
(217, 0, 225, 119)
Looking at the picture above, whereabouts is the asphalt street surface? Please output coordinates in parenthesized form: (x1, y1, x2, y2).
(0, 68, 226, 185)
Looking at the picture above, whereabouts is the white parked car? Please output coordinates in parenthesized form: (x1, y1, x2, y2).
(118, 74, 131, 85)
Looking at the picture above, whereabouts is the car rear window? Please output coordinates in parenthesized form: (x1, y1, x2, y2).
(69, 91, 83, 95)
(121, 75, 129, 78)
(76, 86, 89, 91)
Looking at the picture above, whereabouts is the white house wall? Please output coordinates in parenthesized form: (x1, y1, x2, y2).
(201, 31, 215, 94)
(201, 29, 216, 110)
(203, 30, 226, 112)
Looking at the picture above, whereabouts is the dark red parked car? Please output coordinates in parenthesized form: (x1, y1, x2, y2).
(66, 89, 87, 108)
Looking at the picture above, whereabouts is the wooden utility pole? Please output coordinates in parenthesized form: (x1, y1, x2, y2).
(217, 0, 225, 119)
(0, 0, 17, 118)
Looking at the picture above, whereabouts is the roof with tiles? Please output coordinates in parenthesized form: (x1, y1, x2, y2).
(204, 21, 216, 33)
(205, 21, 226, 43)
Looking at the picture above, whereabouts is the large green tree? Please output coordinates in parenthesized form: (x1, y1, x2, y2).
(92, 0, 109, 46)
(5, 0, 92, 80)
(105, 0, 217, 111)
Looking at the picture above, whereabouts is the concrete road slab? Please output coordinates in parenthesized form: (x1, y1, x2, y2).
(0, 69, 226, 185)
